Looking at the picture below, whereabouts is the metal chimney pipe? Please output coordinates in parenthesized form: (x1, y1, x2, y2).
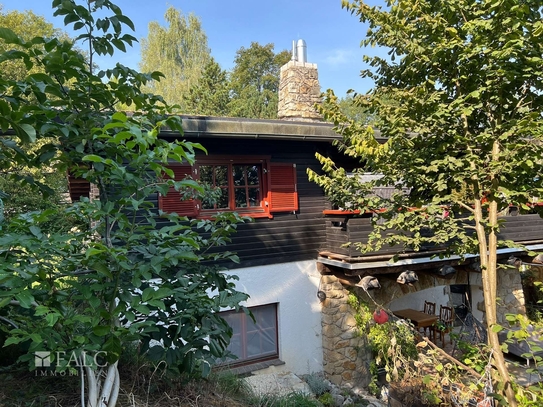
(291, 40, 297, 61)
(296, 39, 307, 64)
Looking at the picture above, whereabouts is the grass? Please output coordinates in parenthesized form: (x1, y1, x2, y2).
(0, 365, 321, 407)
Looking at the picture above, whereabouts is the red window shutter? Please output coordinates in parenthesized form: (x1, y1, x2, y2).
(269, 163, 298, 213)
(68, 174, 91, 202)
(159, 165, 199, 217)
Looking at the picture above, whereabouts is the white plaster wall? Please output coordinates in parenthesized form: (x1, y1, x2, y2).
(228, 260, 323, 375)
(389, 286, 450, 312)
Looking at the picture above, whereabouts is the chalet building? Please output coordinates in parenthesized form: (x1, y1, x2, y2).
(68, 41, 543, 389)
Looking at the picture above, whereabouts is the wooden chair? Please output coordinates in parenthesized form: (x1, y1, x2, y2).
(420, 301, 436, 340)
(434, 305, 455, 347)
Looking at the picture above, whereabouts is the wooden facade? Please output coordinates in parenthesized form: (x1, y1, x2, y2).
(150, 117, 354, 269)
(151, 137, 341, 268)
(67, 115, 543, 270)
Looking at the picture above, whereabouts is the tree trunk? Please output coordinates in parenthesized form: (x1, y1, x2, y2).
(85, 362, 120, 407)
(487, 199, 517, 406)
(474, 196, 517, 406)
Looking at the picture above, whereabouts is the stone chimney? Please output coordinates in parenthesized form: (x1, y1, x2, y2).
(277, 39, 322, 122)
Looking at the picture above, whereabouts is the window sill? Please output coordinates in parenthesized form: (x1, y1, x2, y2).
(217, 358, 285, 376)
(199, 210, 273, 219)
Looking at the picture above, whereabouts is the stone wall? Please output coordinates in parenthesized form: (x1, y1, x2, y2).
(320, 274, 371, 390)
(277, 61, 322, 122)
(471, 267, 526, 324)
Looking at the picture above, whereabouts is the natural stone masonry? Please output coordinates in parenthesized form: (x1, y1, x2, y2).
(471, 268, 526, 324)
(277, 60, 322, 122)
(320, 274, 371, 390)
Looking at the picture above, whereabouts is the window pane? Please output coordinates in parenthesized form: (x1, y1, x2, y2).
(255, 307, 275, 329)
(227, 333, 243, 359)
(217, 187, 229, 209)
(215, 166, 228, 187)
(248, 188, 260, 207)
(246, 331, 262, 358)
(233, 166, 245, 186)
(200, 165, 213, 184)
(261, 330, 276, 354)
(247, 166, 260, 186)
(222, 312, 241, 332)
(235, 188, 247, 208)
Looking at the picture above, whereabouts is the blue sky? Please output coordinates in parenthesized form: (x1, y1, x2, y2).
(0, 0, 381, 97)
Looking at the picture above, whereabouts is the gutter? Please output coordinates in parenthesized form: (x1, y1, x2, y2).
(317, 243, 543, 271)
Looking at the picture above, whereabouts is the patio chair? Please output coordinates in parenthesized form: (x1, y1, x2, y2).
(420, 301, 436, 340)
(434, 305, 455, 347)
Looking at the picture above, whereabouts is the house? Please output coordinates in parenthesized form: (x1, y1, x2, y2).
(68, 42, 543, 390)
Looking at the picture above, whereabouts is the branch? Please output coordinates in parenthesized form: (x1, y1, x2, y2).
(10, 300, 38, 308)
(99, 362, 119, 407)
(455, 200, 475, 214)
(80, 355, 86, 407)
(86, 365, 99, 407)
(0, 315, 18, 329)
(424, 335, 481, 379)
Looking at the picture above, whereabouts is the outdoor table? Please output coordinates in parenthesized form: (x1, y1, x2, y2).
(392, 308, 438, 340)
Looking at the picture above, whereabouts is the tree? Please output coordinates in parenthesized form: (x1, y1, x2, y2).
(228, 42, 290, 119)
(0, 6, 60, 80)
(183, 57, 231, 116)
(139, 6, 210, 110)
(309, 1, 543, 405)
(0, 6, 71, 224)
(325, 92, 375, 125)
(0, 1, 247, 406)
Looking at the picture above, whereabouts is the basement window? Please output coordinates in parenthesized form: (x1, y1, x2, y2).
(220, 303, 279, 366)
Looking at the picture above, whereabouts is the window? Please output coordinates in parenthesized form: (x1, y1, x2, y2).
(158, 156, 298, 218)
(221, 303, 279, 364)
(199, 163, 262, 210)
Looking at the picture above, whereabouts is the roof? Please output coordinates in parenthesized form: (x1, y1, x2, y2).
(160, 115, 383, 142)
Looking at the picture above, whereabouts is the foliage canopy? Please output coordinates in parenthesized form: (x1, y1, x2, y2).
(310, 0, 543, 405)
(139, 6, 210, 110)
(0, 1, 248, 406)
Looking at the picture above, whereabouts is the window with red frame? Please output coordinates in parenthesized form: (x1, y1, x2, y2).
(221, 303, 278, 364)
(158, 158, 298, 218)
(199, 163, 263, 210)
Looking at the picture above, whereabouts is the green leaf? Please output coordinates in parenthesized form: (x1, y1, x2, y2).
(64, 13, 81, 26)
(141, 287, 155, 303)
(34, 306, 50, 316)
(103, 336, 122, 363)
(0, 27, 23, 45)
(45, 313, 59, 326)
(86, 247, 104, 258)
(29, 225, 42, 238)
(111, 112, 128, 122)
(491, 324, 503, 333)
(14, 124, 37, 143)
(82, 154, 105, 163)
(0, 297, 12, 309)
(3, 336, 24, 346)
(93, 325, 111, 337)
(15, 291, 35, 309)
(147, 345, 165, 361)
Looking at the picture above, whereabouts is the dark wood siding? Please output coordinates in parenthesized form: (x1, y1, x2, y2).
(324, 212, 543, 259)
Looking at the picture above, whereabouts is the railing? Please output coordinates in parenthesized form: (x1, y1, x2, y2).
(323, 211, 543, 259)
